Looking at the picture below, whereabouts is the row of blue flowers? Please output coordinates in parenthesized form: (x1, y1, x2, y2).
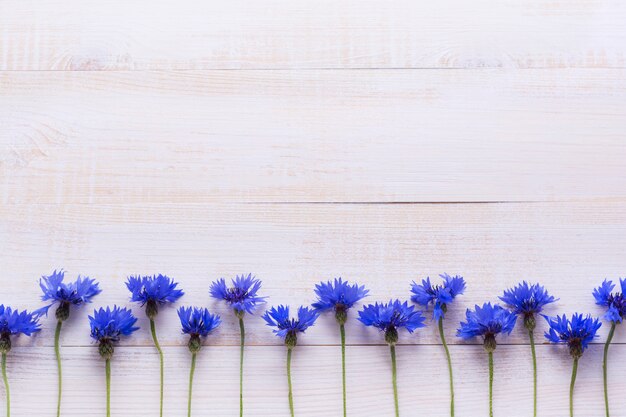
(0, 272, 624, 417)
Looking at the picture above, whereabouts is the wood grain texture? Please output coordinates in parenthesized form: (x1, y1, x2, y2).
(2, 69, 626, 204)
(1, 202, 625, 347)
(1, 0, 626, 70)
(0, 344, 624, 417)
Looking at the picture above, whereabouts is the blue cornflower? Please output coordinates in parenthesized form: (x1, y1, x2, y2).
(127, 274, 182, 417)
(210, 273, 266, 316)
(593, 279, 626, 323)
(359, 300, 426, 416)
(411, 273, 466, 321)
(127, 274, 184, 318)
(39, 269, 101, 321)
(263, 305, 318, 347)
(545, 313, 601, 358)
(0, 305, 42, 350)
(210, 274, 265, 415)
(545, 313, 602, 417)
(39, 270, 101, 416)
(178, 307, 221, 351)
(0, 305, 42, 417)
(358, 299, 426, 345)
(312, 277, 369, 323)
(312, 278, 368, 416)
(500, 281, 557, 331)
(457, 303, 517, 350)
(89, 306, 139, 358)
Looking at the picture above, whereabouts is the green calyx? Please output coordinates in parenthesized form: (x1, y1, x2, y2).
(285, 331, 298, 349)
(483, 334, 497, 353)
(146, 300, 159, 320)
(99, 340, 115, 360)
(188, 334, 202, 353)
(524, 313, 536, 332)
(385, 326, 399, 346)
(0, 333, 11, 354)
(569, 340, 584, 359)
(335, 305, 348, 325)
(55, 302, 71, 322)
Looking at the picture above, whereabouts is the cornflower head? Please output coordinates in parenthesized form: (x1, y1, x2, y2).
(499, 281, 557, 331)
(312, 277, 368, 324)
(178, 307, 221, 353)
(358, 299, 426, 345)
(593, 279, 626, 323)
(457, 302, 517, 352)
(263, 305, 318, 348)
(544, 313, 601, 359)
(39, 270, 101, 322)
(410, 274, 466, 321)
(209, 273, 266, 318)
(126, 274, 184, 319)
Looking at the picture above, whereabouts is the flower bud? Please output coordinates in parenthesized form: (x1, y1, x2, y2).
(569, 340, 584, 359)
(99, 340, 115, 360)
(335, 305, 348, 325)
(285, 331, 298, 348)
(188, 334, 202, 353)
(146, 300, 159, 320)
(523, 313, 536, 331)
(0, 333, 11, 354)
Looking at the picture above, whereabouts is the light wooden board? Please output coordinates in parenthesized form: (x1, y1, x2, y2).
(1, 0, 626, 70)
(2, 69, 626, 204)
(1, 345, 624, 417)
(3, 0, 626, 415)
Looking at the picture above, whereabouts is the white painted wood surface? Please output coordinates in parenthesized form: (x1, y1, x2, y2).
(1, 0, 626, 416)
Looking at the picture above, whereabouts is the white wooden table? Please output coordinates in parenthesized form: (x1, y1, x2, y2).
(1, 1, 626, 416)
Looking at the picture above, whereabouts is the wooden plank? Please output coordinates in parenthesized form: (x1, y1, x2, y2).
(1, 0, 626, 70)
(2, 69, 626, 203)
(1, 201, 625, 346)
(1, 344, 622, 416)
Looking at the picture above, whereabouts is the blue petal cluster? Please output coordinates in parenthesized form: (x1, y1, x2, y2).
(312, 278, 368, 312)
(411, 274, 466, 320)
(178, 307, 221, 337)
(457, 303, 517, 340)
(263, 305, 318, 340)
(593, 279, 626, 323)
(358, 300, 426, 333)
(39, 270, 101, 311)
(126, 274, 184, 306)
(499, 281, 557, 318)
(544, 313, 601, 357)
(89, 306, 139, 343)
(210, 274, 266, 315)
(0, 305, 42, 337)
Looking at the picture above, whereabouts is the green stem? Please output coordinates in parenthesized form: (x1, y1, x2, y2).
(488, 351, 494, 417)
(239, 317, 245, 417)
(287, 348, 294, 417)
(187, 352, 197, 417)
(105, 359, 111, 417)
(340, 324, 347, 417)
(149, 319, 164, 417)
(55, 321, 63, 417)
(570, 357, 578, 417)
(438, 318, 454, 417)
(529, 329, 537, 417)
(603, 322, 616, 417)
(390, 345, 399, 417)
(2, 353, 10, 417)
